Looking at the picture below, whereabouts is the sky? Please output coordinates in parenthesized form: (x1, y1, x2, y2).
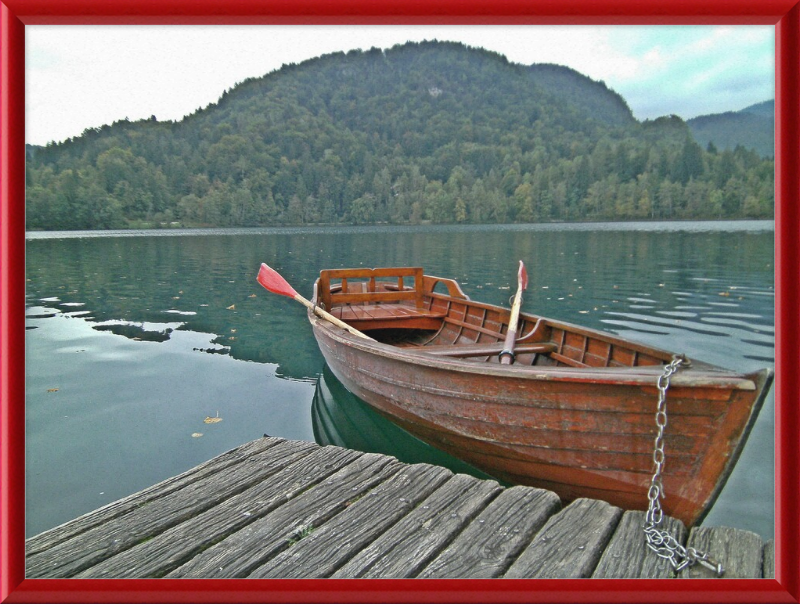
(25, 25, 775, 147)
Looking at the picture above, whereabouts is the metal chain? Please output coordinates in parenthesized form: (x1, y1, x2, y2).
(643, 354, 725, 577)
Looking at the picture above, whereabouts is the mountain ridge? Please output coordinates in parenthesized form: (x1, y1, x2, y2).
(687, 100, 774, 158)
(26, 41, 774, 230)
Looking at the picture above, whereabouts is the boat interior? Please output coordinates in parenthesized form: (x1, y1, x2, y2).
(313, 267, 672, 369)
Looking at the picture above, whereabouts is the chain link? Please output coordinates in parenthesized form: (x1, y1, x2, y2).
(643, 354, 725, 577)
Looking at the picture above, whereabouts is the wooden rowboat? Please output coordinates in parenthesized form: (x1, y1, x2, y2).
(281, 266, 771, 528)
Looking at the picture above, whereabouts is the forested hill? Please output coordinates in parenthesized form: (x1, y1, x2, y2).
(26, 41, 774, 230)
(687, 100, 774, 158)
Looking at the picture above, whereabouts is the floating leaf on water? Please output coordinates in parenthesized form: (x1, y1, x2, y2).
(192, 432, 204, 438)
(204, 411, 223, 424)
(248, 294, 257, 298)
(227, 304, 235, 310)
(47, 388, 59, 393)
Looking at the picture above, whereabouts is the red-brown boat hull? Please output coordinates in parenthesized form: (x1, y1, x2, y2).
(310, 312, 770, 528)
(305, 268, 771, 528)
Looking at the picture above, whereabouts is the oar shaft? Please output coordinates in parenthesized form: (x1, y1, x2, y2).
(500, 262, 527, 365)
(507, 289, 524, 334)
(292, 293, 373, 340)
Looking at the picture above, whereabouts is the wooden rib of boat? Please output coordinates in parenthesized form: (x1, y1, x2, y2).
(307, 267, 772, 528)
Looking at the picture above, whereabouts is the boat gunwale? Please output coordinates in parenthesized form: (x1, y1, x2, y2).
(308, 310, 762, 391)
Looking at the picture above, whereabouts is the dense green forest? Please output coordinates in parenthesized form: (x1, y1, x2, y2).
(26, 41, 774, 230)
(687, 100, 774, 159)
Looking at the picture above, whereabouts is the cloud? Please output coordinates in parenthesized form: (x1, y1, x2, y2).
(598, 26, 774, 119)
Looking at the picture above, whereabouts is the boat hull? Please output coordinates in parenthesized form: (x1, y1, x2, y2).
(310, 313, 771, 528)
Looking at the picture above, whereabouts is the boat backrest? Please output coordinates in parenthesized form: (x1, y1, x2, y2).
(421, 275, 470, 300)
(318, 267, 425, 310)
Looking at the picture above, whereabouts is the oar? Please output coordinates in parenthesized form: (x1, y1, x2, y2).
(499, 260, 529, 365)
(256, 263, 373, 340)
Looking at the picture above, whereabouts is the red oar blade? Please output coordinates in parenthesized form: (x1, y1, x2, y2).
(518, 260, 528, 291)
(257, 263, 299, 298)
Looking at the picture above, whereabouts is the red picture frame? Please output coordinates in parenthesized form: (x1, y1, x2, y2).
(2, 1, 798, 602)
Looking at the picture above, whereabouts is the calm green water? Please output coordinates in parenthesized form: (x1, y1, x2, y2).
(25, 222, 775, 539)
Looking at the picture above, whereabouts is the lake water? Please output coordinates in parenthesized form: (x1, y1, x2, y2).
(25, 221, 775, 540)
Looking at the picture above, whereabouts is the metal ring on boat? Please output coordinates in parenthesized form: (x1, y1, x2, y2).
(498, 349, 516, 364)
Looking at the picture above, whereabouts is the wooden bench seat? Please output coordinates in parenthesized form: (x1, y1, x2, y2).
(329, 303, 447, 331)
(417, 342, 557, 358)
(319, 267, 446, 331)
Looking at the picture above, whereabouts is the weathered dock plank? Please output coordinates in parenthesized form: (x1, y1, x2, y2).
(418, 486, 561, 578)
(763, 540, 775, 579)
(504, 498, 622, 578)
(25, 436, 281, 557)
(331, 473, 503, 578)
(26, 438, 315, 578)
(76, 444, 364, 578)
(679, 526, 764, 579)
(251, 463, 454, 578)
(26, 436, 767, 580)
(592, 510, 687, 578)
(167, 452, 401, 578)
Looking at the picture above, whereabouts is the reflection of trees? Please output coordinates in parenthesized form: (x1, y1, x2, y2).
(25, 234, 327, 381)
(93, 323, 173, 343)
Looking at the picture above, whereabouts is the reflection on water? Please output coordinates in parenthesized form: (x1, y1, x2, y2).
(312, 365, 493, 480)
(25, 221, 774, 539)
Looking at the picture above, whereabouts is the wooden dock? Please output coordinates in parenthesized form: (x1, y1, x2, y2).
(25, 436, 774, 579)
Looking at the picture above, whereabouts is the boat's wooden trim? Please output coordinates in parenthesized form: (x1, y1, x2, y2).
(550, 351, 591, 368)
(310, 312, 758, 391)
(422, 275, 470, 300)
(319, 267, 426, 311)
(414, 342, 557, 358)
